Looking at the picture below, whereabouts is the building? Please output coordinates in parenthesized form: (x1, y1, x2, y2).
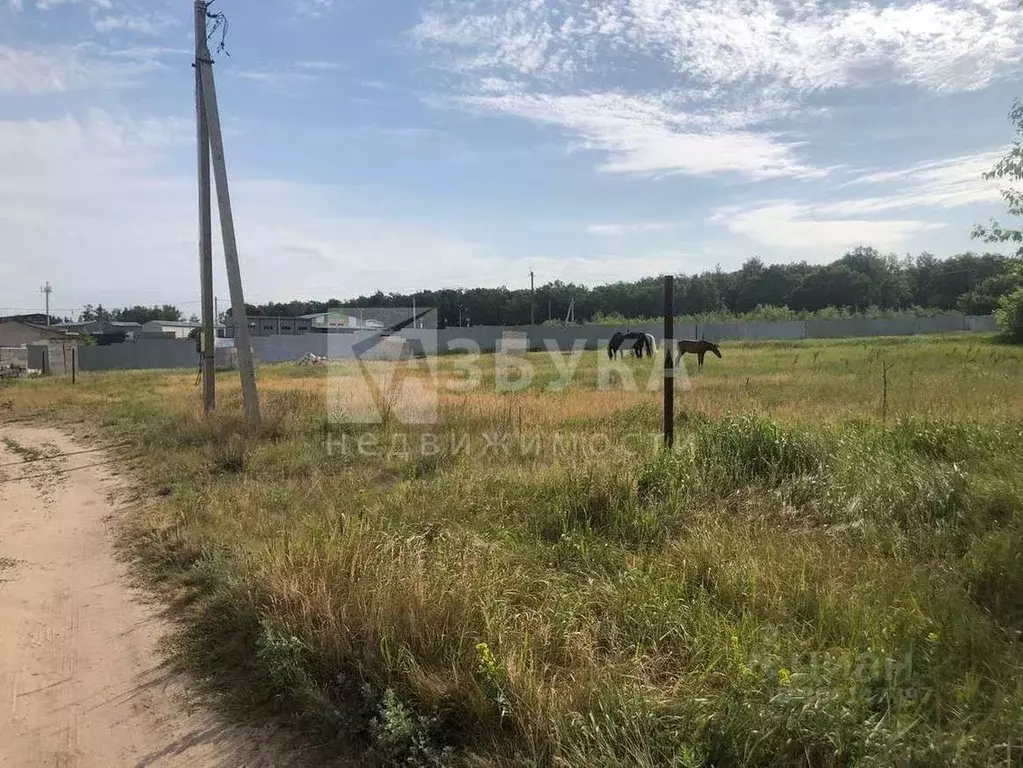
(140, 320, 225, 339)
(55, 320, 142, 338)
(0, 320, 75, 371)
(300, 310, 387, 332)
(0, 319, 72, 347)
(223, 315, 313, 338)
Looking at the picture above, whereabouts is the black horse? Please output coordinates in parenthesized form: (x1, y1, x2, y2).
(608, 331, 654, 359)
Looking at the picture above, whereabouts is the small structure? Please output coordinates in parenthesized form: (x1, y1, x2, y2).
(0, 320, 77, 376)
(0, 319, 71, 347)
(298, 308, 394, 331)
(141, 320, 225, 339)
(302, 310, 385, 332)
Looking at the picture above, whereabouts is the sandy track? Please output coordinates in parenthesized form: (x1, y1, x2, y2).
(0, 426, 310, 767)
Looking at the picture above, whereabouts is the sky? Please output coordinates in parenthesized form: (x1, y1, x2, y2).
(1, 0, 1021, 316)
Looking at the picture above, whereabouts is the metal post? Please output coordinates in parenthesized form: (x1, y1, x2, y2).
(71, 347, 76, 384)
(41, 282, 52, 325)
(195, 0, 215, 414)
(663, 275, 674, 449)
(196, 13, 261, 427)
(529, 270, 535, 325)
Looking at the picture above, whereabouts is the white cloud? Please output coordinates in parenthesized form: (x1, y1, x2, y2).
(586, 222, 679, 236)
(831, 150, 1004, 213)
(710, 148, 1006, 251)
(0, 45, 102, 93)
(458, 90, 820, 179)
(232, 61, 344, 92)
(92, 11, 176, 35)
(294, 60, 343, 71)
(295, 0, 334, 18)
(4, 110, 648, 310)
(713, 201, 944, 250)
(0, 43, 173, 93)
(32, 0, 113, 10)
(416, 0, 1023, 94)
(414, 0, 1023, 180)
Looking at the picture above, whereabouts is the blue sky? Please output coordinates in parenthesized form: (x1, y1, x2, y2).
(1, 0, 1020, 315)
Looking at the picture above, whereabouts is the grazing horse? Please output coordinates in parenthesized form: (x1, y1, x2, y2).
(674, 339, 722, 369)
(631, 332, 654, 358)
(609, 331, 653, 359)
(608, 331, 625, 359)
(643, 333, 657, 356)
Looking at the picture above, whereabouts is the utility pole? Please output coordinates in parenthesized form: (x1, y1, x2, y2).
(195, 0, 215, 413)
(663, 275, 674, 449)
(41, 282, 52, 325)
(195, 0, 260, 427)
(529, 269, 535, 325)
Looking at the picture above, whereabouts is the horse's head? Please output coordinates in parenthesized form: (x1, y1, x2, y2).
(709, 342, 722, 358)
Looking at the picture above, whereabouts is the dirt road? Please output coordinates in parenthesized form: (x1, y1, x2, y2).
(0, 426, 306, 767)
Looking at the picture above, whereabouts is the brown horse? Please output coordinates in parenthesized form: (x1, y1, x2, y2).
(674, 339, 721, 369)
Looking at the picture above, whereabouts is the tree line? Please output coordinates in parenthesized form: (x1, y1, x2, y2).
(77, 304, 197, 324)
(224, 248, 1019, 327)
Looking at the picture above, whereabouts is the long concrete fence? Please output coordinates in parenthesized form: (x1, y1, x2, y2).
(77, 339, 235, 372)
(73, 314, 999, 371)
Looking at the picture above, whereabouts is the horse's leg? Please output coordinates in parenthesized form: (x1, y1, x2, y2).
(698, 351, 704, 369)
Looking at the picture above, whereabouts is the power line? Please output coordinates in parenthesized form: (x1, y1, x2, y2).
(0, 441, 132, 471)
(0, 456, 129, 486)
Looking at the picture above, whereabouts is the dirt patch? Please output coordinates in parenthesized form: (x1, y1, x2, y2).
(0, 426, 320, 767)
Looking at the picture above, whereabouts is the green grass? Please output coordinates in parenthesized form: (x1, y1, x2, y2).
(2, 334, 1023, 766)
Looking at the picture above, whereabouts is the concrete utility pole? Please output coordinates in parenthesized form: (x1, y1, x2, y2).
(195, 1, 215, 413)
(529, 269, 535, 325)
(41, 282, 52, 325)
(195, 0, 261, 427)
(663, 275, 674, 449)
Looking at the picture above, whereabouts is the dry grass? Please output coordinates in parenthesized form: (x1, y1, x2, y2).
(2, 334, 1023, 766)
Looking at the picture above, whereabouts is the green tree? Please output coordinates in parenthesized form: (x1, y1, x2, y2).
(110, 305, 183, 324)
(973, 100, 1023, 258)
(973, 99, 1023, 340)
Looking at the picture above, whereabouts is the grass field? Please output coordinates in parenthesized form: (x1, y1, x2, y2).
(2, 333, 1023, 766)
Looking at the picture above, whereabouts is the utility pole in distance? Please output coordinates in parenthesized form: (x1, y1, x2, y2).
(529, 269, 535, 325)
(195, 0, 260, 427)
(663, 275, 674, 449)
(195, 0, 215, 414)
(41, 282, 52, 325)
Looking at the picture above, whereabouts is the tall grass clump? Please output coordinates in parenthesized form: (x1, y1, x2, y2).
(693, 414, 829, 488)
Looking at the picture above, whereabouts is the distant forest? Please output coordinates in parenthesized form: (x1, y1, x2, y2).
(229, 248, 1021, 327)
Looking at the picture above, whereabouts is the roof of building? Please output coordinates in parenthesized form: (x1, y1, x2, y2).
(55, 320, 142, 330)
(0, 320, 73, 337)
(143, 320, 225, 328)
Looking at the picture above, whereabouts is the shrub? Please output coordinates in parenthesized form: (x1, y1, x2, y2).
(994, 286, 1023, 342)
